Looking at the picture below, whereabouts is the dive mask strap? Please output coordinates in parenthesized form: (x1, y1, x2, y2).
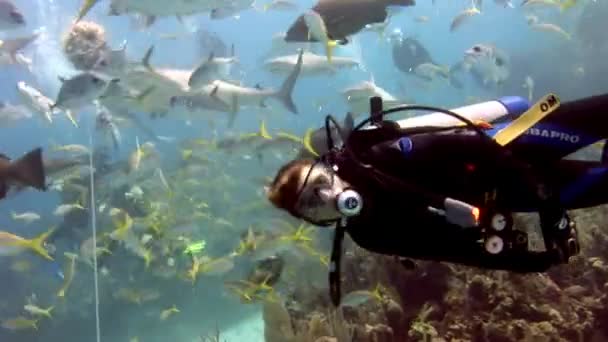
(329, 219, 346, 306)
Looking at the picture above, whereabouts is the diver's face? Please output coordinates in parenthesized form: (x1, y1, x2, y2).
(294, 163, 350, 224)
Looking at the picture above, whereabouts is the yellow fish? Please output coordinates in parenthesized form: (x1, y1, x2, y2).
(24, 304, 54, 319)
(1, 317, 38, 331)
(57, 253, 78, 298)
(0, 228, 54, 260)
(160, 305, 180, 321)
(76, 0, 101, 22)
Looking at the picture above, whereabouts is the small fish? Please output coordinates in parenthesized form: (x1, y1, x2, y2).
(0, 148, 46, 200)
(0, 0, 25, 31)
(200, 256, 235, 276)
(530, 22, 571, 40)
(461, 43, 510, 86)
(521, 0, 561, 9)
(160, 305, 180, 321)
(10, 211, 41, 225)
(127, 137, 145, 174)
(23, 304, 54, 319)
(414, 63, 450, 81)
(523, 76, 534, 102)
(1, 316, 38, 331)
(450, 7, 481, 32)
(340, 284, 386, 308)
(0, 228, 54, 260)
(17, 81, 57, 124)
(51, 144, 90, 155)
(54, 203, 85, 216)
(95, 105, 122, 151)
(57, 253, 77, 298)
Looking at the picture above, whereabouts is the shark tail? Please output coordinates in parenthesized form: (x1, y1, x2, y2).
(274, 49, 303, 114)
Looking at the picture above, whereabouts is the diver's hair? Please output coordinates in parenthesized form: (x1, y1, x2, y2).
(267, 158, 315, 217)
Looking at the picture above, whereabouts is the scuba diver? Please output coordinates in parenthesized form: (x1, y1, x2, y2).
(266, 93, 608, 305)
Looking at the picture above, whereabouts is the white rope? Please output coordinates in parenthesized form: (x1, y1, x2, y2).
(88, 127, 101, 342)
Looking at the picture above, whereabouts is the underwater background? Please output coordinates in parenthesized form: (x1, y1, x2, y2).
(0, 0, 607, 341)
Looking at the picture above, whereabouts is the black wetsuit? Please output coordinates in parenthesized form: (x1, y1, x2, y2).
(332, 123, 569, 272)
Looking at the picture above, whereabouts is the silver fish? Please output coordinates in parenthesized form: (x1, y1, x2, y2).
(51, 73, 110, 111)
(95, 104, 122, 152)
(462, 43, 510, 86)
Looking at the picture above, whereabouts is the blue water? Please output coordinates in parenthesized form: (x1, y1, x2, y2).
(0, 0, 605, 341)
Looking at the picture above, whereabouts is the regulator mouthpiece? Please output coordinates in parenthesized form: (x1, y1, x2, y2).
(337, 190, 363, 217)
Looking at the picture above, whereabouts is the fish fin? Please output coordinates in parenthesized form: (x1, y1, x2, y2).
(76, 0, 99, 22)
(230, 44, 235, 57)
(9, 147, 46, 191)
(302, 128, 319, 156)
(25, 227, 55, 261)
(142, 46, 155, 71)
(135, 86, 156, 103)
(325, 40, 338, 63)
(208, 51, 215, 61)
(259, 120, 272, 139)
(228, 95, 238, 128)
(341, 112, 354, 140)
(274, 49, 303, 114)
(254, 83, 263, 90)
(210, 85, 219, 97)
(65, 110, 79, 127)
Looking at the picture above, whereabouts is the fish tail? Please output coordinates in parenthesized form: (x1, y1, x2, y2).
(65, 110, 79, 127)
(25, 228, 55, 261)
(303, 128, 319, 157)
(9, 147, 46, 191)
(274, 49, 303, 114)
(76, 0, 99, 22)
(325, 40, 338, 63)
(259, 120, 272, 139)
(45, 306, 54, 319)
(135, 86, 156, 104)
(142, 46, 155, 72)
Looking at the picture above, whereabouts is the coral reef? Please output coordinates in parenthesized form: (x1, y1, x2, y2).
(61, 20, 110, 70)
(264, 206, 608, 341)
